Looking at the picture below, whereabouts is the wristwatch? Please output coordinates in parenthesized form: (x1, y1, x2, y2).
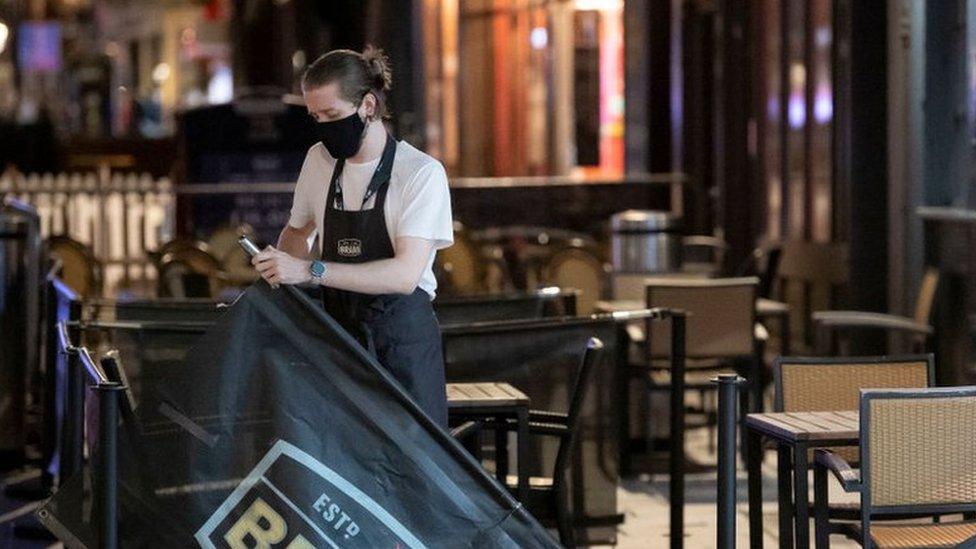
(309, 260, 327, 284)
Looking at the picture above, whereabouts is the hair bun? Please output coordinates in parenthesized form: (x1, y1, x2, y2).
(361, 45, 392, 92)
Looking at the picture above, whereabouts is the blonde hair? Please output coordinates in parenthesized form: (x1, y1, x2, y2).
(302, 45, 392, 120)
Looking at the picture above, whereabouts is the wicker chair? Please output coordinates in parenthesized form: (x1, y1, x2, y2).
(638, 277, 762, 456)
(775, 356, 933, 413)
(773, 240, 849, 354)
(775, 355, 933, 522)
(813, 268, 940, 355)
(814, 386, 976, 548)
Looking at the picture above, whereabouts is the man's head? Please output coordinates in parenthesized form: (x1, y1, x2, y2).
(302, 46, 391, 124)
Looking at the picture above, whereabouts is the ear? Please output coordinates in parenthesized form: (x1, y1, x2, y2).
(360, 92, 377, 121)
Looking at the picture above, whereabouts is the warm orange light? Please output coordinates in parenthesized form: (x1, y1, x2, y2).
(574, 0, 622, 11)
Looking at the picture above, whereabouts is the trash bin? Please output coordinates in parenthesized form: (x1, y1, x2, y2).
(0, 196, 42, 466)
(610, 210, 681, 273)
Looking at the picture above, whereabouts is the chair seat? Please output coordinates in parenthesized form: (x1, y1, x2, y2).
(505, 475, 554, 489)
(846, 521, 976, 548)
(813, 501, 953, 523)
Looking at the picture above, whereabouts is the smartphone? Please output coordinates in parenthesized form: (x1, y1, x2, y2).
(238, 236, 261, 257)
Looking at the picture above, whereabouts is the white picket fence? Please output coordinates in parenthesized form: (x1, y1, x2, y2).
(0, 169, 176, 295)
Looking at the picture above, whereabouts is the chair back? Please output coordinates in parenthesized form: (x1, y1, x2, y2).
(435, 223, 485, 294)
(207, 224, 256, 284)
(774, 240, 849, 348)
(913, 267, 940, 326)
(681, 235, 728, 275)
(861, 387, 976, 513)
(48, 235, 101, 298)
(542, 247, 605, 314)
(149, 238, 208, 267)
(157, 247, 222, 298)
(553, 338, 604, 494)
(645, 276, 757, 359)
(774, 355, 933, 412)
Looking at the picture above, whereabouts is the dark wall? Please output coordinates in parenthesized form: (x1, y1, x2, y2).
(846, 0, 888, 317)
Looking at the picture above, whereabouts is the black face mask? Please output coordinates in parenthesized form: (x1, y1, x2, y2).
(317, 111, 366, 159)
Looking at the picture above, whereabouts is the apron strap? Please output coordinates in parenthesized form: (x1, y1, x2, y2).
(330, 134, 397, 211)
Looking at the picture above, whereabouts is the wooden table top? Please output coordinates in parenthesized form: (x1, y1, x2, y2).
(596, 297, 790, 316)
(446, 382, 530, 408)
(746, 410, 859, 443)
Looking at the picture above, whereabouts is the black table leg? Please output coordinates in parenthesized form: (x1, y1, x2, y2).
(748, 428, 764, 549)
(777, 444, 795, 549)
(516, 406, 529, 503)
(670, 313, 686, 549)
(495, 413, 508, 486)
(792, 443, 810, 548)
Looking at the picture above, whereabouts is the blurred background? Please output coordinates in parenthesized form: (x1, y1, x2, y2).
(0, 0, 972, 361)
(7, 2, 976, 546)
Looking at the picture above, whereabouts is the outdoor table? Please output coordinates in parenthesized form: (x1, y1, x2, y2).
(745, 411, 859, 549)
(447, 382, 531, 503)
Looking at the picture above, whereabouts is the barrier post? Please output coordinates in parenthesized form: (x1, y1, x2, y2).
(93, 383, 123, 549)
(715, 374, 745, 549)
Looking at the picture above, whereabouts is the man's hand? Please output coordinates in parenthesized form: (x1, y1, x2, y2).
(251, 246, 311, 287)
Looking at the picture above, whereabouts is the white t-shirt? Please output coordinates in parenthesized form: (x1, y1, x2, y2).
(287, 140, 454, 299)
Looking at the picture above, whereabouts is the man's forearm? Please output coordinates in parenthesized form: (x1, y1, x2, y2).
(321, 259, 419, 295)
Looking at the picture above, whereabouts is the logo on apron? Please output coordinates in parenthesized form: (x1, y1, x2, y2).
(337, 238, 363, 258)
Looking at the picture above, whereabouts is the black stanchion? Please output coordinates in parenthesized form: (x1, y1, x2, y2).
(670, 311, 686, 549)
(93, 383, 123, 549)
(53, 315, 126, 549)
(63, 352, 84, 482)
(61, 301, 84, 483)
(715, 374, 744, 549)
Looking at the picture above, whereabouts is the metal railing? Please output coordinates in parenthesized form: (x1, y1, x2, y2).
(0, 168, 175, 293)
(50, 319, 124, 549)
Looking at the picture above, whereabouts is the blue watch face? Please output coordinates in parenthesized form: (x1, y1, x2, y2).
(310, 261, 326, 277)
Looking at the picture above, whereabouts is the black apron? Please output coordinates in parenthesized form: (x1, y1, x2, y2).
(320, 135, 448, 428)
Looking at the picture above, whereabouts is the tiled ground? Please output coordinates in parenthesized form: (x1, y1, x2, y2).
(613, 429, 860, 548)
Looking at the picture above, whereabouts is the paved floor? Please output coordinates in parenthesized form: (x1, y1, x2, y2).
(613, 429, 860, 548)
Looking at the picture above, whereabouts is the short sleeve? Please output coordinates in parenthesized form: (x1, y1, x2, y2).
(287, 147, 318, 229)
(397, 160, 454, 249)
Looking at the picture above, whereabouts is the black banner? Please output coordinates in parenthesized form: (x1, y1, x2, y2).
(39, 282, 558, 548)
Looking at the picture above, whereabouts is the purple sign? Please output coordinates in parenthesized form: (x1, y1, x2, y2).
(17, 21, 61, 73)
